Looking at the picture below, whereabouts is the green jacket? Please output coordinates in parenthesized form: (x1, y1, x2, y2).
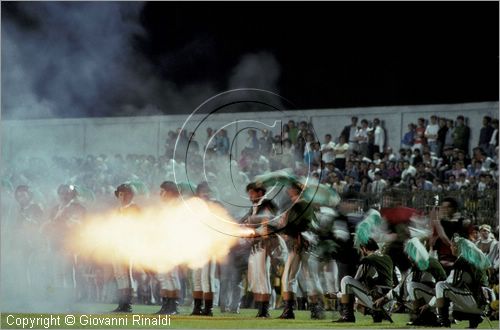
(357, 251, 394, 289)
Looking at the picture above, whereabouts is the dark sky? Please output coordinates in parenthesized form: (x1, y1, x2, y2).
(136, 1, 499, 109)
(2, 1, 499, 118)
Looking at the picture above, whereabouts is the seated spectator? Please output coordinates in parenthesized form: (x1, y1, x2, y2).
(456, 173, 470, 189)
(401, 161, 417, 182)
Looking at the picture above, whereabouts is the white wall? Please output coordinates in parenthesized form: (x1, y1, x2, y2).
(1, 101, 498, 163)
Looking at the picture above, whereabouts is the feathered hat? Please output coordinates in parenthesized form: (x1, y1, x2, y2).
(453, 235, 491, 270)
(405, 237, 430, 271)
(354, 209, 382, 247)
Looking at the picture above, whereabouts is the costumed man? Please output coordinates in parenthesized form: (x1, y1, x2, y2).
(275, 182, 318, 319)
(431, 197, 471, 272)
(427, 235, 493, 328)
(375, 237, 447, 326)
(241, 182, 278, 318)
(46, 184, 86, 295)
(326, 192, 363, 305)
(111, 183, 141, 313)
(334, 236, 394, 323)
(14, 185, 44, 287)
(190, 182, 218, 316)
(155, 181, 182, 315)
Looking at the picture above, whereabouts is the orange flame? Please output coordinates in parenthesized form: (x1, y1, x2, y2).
(68, 198, 251, 272)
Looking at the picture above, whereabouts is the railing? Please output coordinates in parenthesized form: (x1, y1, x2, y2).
(356, 189, 498, 227)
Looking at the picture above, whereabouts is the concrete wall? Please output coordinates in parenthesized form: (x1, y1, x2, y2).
(1, 101, 498, 162)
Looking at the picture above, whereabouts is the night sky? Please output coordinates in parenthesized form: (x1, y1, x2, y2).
(2, 1, 499, 118)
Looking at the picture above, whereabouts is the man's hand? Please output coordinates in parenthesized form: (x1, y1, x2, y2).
(419, 304, 430, 313)
(374, 296, 388, 308)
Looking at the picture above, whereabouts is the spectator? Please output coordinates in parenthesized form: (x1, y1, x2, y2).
(401, 160, 417, 182)
(416, 175, 432, 191)
(372, 118, 385, 156)
(355, 119, 370, 157)
(282, 123, 290, 140)
(329, 173, 346, 194)
(320, 134, 336, 164)
(444, 119, 455, 148)
(359, 176, 372, 194)
(452, 115, 470, 154)
(370, 170, 387, 193)
(488, 119, 499, 157)
(216, 129, 230, 156)
(411, 148, 423, 166)
(431, 177, 444, 192)
(401, 123, 415, 150)
(436, 117, 448, 157)
(333, 135, 349, 171)
(413, 118, 426, 151)
(258, 129, 273, 155)
(341, 116, 359, 153)
(456, 173, 470, 189)
(343, 174, 361, 193)
(446, 175, 459, 191)
(288, 120, 299, 144)
(478, 116, 494, 153)
(476, 224, 497, 255)
(425, 115, 439, 155)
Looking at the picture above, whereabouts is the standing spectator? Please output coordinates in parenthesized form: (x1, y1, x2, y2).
(287, 120, 299, 145)
(425, 115, 439, 155)
(246, 129, 259, 151)
(282, 123, 290, 141)
(372, 118, 385, 156)
(437, 118, 448, 157)
(320, 134, 336, 164)
(259, 129, 273, 156)
(401, 123, 415, 150)
(444, 119, 455, 147)
(488, 119, 499, 157)
(452, 115, 470, 154)
(216, 130, 230, 156)
(341, 116, 359, 153)
(334, 135, 349, 171)
(413, 118, 426, 151)
(355, 119, 370, 157)
(478, 116, 494, 153)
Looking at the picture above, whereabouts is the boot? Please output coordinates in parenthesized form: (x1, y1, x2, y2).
(333, 294, 355, 323)
(190, 298, 203, 316)
(254, 301, 262, 317)
(202, 299, 213, 316)
(310, 303, 326, 320)
(436, 298, 451, 327)
(257, 301, 270, 318)
(155, 297, 170, 314)
(278, 300, 295, 319)
(452, 311, 483, 329)
(112, 288, 132, 313)
(169, 298, 180, 315)
(372, 310, 384, 323)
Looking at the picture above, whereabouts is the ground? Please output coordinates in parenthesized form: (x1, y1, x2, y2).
(1, 305, 499, 329)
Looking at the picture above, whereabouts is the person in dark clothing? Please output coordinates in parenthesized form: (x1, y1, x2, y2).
(334, 239, 394, 323)
(437, 118, 449, 157)
(478, 116, 494, 153)
(452, 116, 471, 154)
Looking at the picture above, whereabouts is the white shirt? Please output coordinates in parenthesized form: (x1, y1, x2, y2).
(401, 165, 417, 180)
(374, 126, 385, 147)
(355, 127, 369, 144)
(334, 143, 349, 159)
(425, 124, 439, 143)
(321, 141, 336, 163)
(490, 129, 498, 145)
(371, 179, 387, 193)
